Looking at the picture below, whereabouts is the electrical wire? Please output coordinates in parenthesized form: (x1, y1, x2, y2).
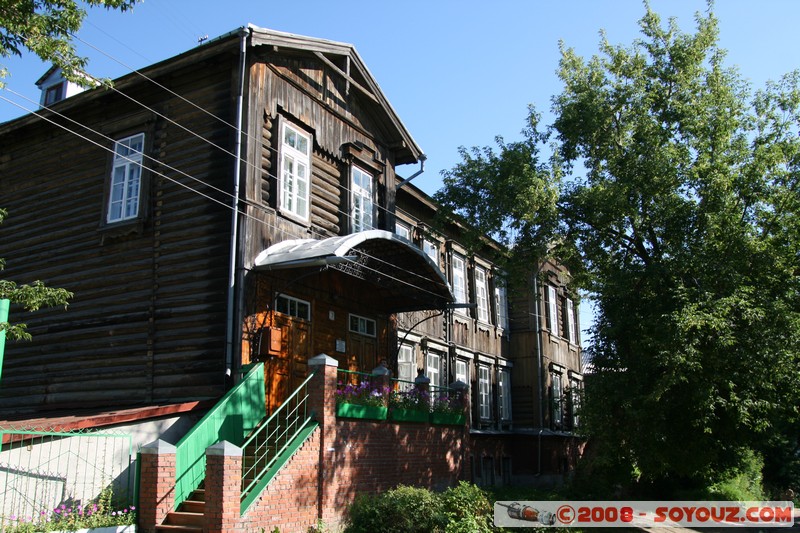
(66, 30, 411, 228)
(0, 31, 518, 311)
(0, 90, 453, 300)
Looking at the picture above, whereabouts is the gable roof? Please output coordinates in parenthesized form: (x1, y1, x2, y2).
(2, 26, 423, 164)
(247, 25, 423, 164)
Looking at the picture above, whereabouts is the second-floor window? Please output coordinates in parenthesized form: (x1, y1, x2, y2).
(495, 285, 509, 330)
(546, 285, 559, 336)
(452, 254, 467, 313)
(107, 133, 145, 223)
(423, 239, 438, 265)
(475, 266, 489, 322)
(566, 298, 577, 344)
(351, 165, 374, 232)
(395, 222, 411, 240)
(279, 123, 311, 221)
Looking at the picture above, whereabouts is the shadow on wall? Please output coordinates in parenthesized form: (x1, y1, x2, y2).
(325, 419, 467, 510)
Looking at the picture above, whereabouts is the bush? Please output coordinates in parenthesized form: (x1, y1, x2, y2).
(440, 481, 494, 533)
(344, 485, 446, 533)
(707, 449, 766, 501)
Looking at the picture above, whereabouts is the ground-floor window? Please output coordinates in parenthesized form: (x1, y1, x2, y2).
(478, 365, 491, 420)
(397, 344, 415, 389)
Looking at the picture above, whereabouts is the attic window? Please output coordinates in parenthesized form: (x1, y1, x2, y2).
(44, 82, 65, 106)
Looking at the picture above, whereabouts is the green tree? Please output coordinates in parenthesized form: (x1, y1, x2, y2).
(0, 208, 72, 340)
(437, 3, 800, 494)
(0, 0, 139, 84)
(434, 109, 561, 279)
(554, 5, 800, 493)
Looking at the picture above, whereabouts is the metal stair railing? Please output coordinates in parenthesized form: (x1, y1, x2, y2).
(172, 363, 266, 510)
(240, 369, 317, 514)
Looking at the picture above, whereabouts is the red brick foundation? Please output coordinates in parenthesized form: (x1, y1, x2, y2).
(139, 355, 567, 532)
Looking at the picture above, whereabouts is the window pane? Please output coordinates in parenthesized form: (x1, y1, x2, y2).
(452, 255, 467, 312)
(280, 124, 311, 219)
(547, 286, 559, 336)
(475, 267, 489, 322)
(107, 134, 144, 223)
(423, 240, 438, 264)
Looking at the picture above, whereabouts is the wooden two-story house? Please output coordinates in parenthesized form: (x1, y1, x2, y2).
(0, 26, 451, 427)
(0, 23, 582, 508)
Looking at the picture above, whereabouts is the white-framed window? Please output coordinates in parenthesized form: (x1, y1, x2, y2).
(475, 266, 490, 322)
(395, 222, 411, 240)
(427, 351, 441, 388)
(275, 294, 311, 321)
(455, 359, 468, 384)
(498, 368, 512, 421)
(478, 365, 491, 419)
(398, 344, 415, 390)
(107, 133, 145, 223)
(495, 285, 509, 330)
(279, 122, 311, 221)
(351, 165, 374, 232)
(566, 298, 577, 344)
(423, 239, 438, 265)
(546, 285, 559, 336)
(570, 378, 582, 429)
(349, 314, 376, 337)
(551, 372, 563, 428)
(452, 254, 467, 313)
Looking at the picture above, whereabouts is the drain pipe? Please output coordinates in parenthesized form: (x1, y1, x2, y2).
(534, 266, 545, 475)
(395, 154, 426, 190)
(225, 27, 249, 384)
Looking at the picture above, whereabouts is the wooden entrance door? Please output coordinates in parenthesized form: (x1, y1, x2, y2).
(347, 333, 377, 374)
(265, 313, 311, 414)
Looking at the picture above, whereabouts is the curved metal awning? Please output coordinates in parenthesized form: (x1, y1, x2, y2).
(252, 230, 454, 312)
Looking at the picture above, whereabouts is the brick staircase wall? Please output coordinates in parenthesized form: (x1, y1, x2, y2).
(138, 354, 469, 533)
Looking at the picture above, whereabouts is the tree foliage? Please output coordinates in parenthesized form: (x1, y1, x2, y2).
(0, 208, 73, 341)
(438, 3, 800, 493)
(434, 109, 562, 278)
(0, 0, 139, 83)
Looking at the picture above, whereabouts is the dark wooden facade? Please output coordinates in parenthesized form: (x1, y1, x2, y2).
(0, 40, 240, 417)
(395, 184, 583, 434)
(0, 27, 434, 420)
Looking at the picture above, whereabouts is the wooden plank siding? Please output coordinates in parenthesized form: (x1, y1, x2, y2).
(0, 52, 239, 417)
(240, 55, 400, 267)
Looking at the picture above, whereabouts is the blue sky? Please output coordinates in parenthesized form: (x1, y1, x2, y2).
(2, 0, 799, 344)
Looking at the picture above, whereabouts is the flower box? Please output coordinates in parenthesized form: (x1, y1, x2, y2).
(336, 403, 387, 420)
(430, 412, 466, 425)
(389, 407, 429, 423)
